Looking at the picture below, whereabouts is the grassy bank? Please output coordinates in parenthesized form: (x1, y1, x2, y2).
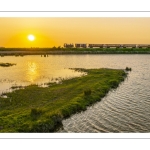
(1, 48, 150, 55)
(0, 68, 127, 132)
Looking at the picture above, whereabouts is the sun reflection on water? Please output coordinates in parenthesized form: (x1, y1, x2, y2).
(27, 62, 39, 83)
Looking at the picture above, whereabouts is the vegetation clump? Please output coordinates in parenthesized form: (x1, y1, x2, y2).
(125, 67, 132, 71)
(0, 63, 16, 67)
(84, 89, 92, 96)
(30, 108, 43, 120)
(11, 85, 24, 89)
(0, 68, 127, 132)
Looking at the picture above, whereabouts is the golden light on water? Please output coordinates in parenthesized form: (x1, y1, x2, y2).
(27, 62, 39, 83)
(28, 34, 35, 41)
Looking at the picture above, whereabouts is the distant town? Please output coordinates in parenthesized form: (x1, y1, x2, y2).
(64, 43, 150, 48)
(1, 43, 150, 49)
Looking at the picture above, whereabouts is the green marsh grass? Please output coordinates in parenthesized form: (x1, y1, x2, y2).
(0, 68, 127, 132)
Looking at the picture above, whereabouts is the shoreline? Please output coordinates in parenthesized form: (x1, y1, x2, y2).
(1, 48, 150, 56)
(0, 68, 128, 132)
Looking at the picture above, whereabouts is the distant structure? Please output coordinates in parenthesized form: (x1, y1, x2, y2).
(64, 43, 74, 48)
(64, 43, 150, 48)
(122, 44, 136, 48)
(137, 44, 150, 48)
(75, 43, 87, 48)
(89, 44, 103, 48)
(103, 44, 121, 48)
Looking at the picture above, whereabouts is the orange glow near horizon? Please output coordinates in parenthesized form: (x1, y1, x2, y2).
(1, 17, 150, 48)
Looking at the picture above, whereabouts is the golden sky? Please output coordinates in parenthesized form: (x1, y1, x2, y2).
(0, 17, 150, 48)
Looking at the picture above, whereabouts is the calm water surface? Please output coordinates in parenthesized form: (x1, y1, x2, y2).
(1, 54, 150, 132)
(0, 55, 84, 94)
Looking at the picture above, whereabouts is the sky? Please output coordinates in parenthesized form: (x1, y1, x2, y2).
(0, 17, 150, 48)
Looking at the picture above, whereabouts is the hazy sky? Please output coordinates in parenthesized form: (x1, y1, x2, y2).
(0, 17, 150, 47)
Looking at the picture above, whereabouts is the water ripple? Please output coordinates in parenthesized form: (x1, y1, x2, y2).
(57, 55, 150, 132)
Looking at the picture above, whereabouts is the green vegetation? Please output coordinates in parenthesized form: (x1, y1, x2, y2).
(0, 63, 16, 67)
(84, 89, 92, 96)
(1, 47, 150, 55)
(125, 67, 132, 71)
(60, 47, 150, 54)
(0, 68, 127, 132)
(11, 85, 24, 89)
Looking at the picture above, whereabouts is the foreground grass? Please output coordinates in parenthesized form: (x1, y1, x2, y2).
(0, 68, 127, 132)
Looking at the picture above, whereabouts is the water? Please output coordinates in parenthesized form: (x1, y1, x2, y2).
(0, 55, 84, 95)
(1, 54, 150, 132)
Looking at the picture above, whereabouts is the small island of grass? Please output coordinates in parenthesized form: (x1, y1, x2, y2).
(0, 63, 16, 67)
(0, 68, 127, 132)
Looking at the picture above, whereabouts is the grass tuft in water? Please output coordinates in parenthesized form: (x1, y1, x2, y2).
(0, 63, 16, 67)
(125, 67, 132, 71)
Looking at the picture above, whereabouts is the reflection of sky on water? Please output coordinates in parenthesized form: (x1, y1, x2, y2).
(0, 55, 84, 95)
(1, 54, 149, 96)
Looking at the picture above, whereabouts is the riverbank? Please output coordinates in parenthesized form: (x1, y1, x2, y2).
(0, 68, 127, 132)
(1, 48, 150, 56)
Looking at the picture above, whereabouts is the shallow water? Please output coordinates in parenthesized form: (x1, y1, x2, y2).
(0, 55, 84, 95)
(1, 54, 150, 132)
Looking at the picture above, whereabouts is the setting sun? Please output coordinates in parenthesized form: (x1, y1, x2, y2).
(28, 34, 35, 41)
